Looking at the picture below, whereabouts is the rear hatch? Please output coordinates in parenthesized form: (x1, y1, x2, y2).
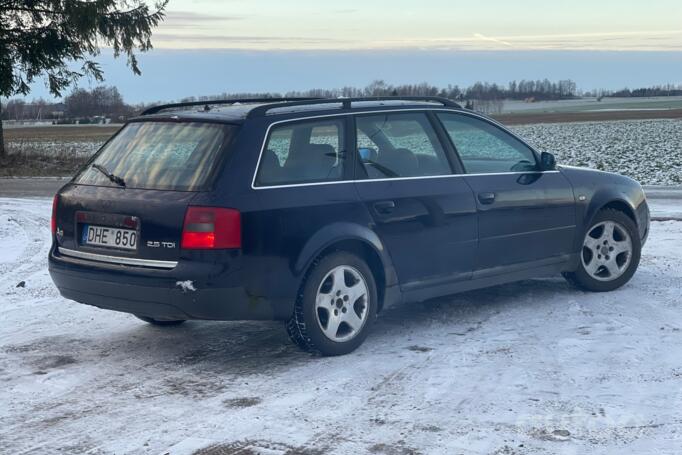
(53, 120, 239, 265)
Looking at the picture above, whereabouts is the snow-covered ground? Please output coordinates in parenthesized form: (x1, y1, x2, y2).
(511, 119, 682, 186)
(1, 198, 682, 455)
(500, 96, 682, 114)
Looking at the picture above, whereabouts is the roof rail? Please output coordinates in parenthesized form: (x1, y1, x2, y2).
(140, 97, 324, 116)
(246, 96, 461, 118)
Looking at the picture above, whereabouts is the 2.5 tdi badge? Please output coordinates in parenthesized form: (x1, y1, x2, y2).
(146, 241, 176, 249)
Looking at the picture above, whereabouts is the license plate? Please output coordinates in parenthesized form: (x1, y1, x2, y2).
(82, 225, 138, 250)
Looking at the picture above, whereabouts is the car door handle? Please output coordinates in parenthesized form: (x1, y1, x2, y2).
(477, 192, 496, 204)
(373, 200, 396, 214)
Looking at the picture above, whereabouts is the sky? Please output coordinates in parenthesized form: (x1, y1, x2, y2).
(24, 0, 682, 102)
(154, 0, 682, 51)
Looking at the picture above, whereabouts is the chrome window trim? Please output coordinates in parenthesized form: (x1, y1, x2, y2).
(57, 247, 178, 269)
(251, 171, 560, 190)
(251, 107, 548, 190)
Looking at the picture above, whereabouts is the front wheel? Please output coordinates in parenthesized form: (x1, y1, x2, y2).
(287, 251, 378, 356)
(563, 208, 641, 292)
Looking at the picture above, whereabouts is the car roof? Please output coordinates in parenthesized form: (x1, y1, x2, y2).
(131, 97, 466, 124)
(137, 103, 266, 123)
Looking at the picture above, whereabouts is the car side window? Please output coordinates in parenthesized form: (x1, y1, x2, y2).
(437, 113, 538, 174)
(356, 112, 452, 179)
(256, 119, 345, 186)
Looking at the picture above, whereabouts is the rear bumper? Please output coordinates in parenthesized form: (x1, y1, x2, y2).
(48, 248, 294, 321)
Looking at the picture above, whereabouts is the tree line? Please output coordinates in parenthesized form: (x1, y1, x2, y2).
(4, 79, 682, 123)
(605, 84, 682, 98)
(2, 86, 133, 123)
(179, 79, 580, 104)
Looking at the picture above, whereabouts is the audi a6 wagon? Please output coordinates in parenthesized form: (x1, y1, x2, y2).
(49, 97, 650, 355)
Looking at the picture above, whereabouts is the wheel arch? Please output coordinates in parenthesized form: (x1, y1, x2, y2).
(585, 192, 638, 233)
(599, 200, 637, 224)
(293, 222, 398, 312)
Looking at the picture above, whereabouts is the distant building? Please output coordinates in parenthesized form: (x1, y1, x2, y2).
(50, 103, 66, 118)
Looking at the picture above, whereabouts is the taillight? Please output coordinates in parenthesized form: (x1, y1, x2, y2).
(51, 194, 59, 234)
(181, 206, 241, 249)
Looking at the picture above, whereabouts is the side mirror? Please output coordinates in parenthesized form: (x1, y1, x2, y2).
(540, 152, 556, 171)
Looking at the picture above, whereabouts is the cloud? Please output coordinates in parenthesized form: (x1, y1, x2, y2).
(153, 33, 344, 47)
(151, 27, 682, 51)
(373, 30, 682, 52)
(473, 33, 513, 47)
(479, 30, 682, 51)
(162, 11, 246, 28)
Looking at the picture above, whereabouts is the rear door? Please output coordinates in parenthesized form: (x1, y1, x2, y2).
(353, 111, 478, 290)
(248, 116, 361, 301)
(55, 121, 237, 263)
(436, 112, 576, 276)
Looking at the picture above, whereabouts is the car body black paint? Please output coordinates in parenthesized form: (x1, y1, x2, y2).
(48, 100, 650, 321)
(558, 166, 650, 247)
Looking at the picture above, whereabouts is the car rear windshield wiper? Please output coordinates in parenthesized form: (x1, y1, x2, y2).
(92, 164, 126, 187)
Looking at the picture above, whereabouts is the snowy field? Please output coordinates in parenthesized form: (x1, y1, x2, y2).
(3, 124, 116, 159)
(501, 96, 682, 114)
(511, 119, 682, 185)
(4, 118, 682, 184)
(1, 198, 682, 455)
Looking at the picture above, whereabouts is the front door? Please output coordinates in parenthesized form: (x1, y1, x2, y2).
(436, 112, 576, 277)
(353, 111, 478, 289)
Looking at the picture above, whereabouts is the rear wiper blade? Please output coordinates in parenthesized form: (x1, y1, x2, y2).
(92, 164, 126, 187)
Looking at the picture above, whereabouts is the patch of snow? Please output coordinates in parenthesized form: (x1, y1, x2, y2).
(648, 198, 682, 220)
(160, 438, 217, 455)
(0, 214, 27, 264)
(176, 280, 196, 293)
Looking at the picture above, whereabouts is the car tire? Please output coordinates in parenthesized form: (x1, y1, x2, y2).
(563, 208, 641, 292)
(135, 315, 186, 326)
(287, 251, 378, 356)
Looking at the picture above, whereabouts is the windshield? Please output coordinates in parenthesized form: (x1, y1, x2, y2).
(74, 121, 237, 191)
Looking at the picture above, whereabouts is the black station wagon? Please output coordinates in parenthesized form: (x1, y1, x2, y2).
(49, 97, 650, 355)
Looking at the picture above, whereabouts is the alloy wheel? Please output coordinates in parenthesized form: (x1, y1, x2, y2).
(581, 220, 633, 282)
(315, 265, 369, 342)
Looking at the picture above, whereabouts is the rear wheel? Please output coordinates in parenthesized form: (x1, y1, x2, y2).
(287, 251, 378, 356)
(135, 315, 186, 326)
(563, 209, 641, 292)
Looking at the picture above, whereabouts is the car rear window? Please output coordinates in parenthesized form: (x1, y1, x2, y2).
(74, 121, 237, 191)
